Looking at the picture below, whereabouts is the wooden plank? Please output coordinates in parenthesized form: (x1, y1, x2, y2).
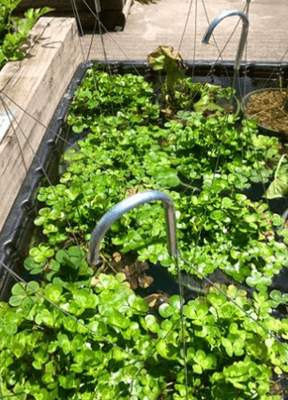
(0, 17, 83, 233)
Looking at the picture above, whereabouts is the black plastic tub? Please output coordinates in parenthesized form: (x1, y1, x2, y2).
(1, 60, 288, 300)
(0, 61, 92, 299)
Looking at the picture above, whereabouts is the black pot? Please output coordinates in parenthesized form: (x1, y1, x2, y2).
(242, 88, 288, 140)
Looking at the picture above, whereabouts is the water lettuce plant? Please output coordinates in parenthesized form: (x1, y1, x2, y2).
(147, 46, 237, 116)
(265, 154, 288, 199)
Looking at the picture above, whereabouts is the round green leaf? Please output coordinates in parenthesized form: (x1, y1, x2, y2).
(156, 339, 178, 360)
(210, 210, 227, 221)
(44, 284, 63, 303)
(144, 314, 160, 333)
(158, 303, 175, 318)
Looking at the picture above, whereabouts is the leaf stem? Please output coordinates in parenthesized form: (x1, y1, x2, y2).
(179, 179, 201, 193)
(274, 154, 286, 181)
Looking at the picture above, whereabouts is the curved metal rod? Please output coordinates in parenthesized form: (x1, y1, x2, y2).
(88, 190, 178, 265)
(202, 10, 249, 70)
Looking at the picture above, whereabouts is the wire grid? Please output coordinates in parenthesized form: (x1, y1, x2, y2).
(1, 0, 288, 399)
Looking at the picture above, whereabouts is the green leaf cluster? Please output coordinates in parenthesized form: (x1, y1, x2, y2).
(1, 269, 288, 399)
(0, 262, 167, 399)
(2, 66, 288, 399)
(29, 68, 288, 286)
(265, 154, 288, 199)
(0, 1, 53, 69)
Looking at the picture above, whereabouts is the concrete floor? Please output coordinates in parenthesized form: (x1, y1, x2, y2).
(80, 0, 288, 63)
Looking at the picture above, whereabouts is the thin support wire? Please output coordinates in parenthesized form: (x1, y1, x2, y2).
(176, 256, 190, 400)
(1, 18, 60, 93)
(180, 255, 288, 354)
(261, 44, 288, 90)
(201, 0, 248, 83)
(93, 0, 108, 63)
(0, 94, 82, 251)
(71, 0, 84, 37)
(178, 0, 193, 53)
(70, 0, 86, 62)
(79, 0, 140, 75)
(279, 46, 288, 62)
(0, 257, 188, 398)
(0, 90, 85, 152)
(242, 0, 251, 97)
(0, 95, 28, 174)
(85, 20, 97, 62)
(191, 0, 198, 82)
(0, 260, 115, 345)
(1, 250, 288, 393)
(85, 8, 108, 66)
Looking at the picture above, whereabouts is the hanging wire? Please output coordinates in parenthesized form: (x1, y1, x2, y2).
(78, 0, 141, 75)
(188, 0, 198, 84)
(0, 96, 28, 175)
(93, 0, 108, 63)
(180, 255, 288, 353)
(242, 0, 251, 97)
(176, 256, 190, 400)
(279, 46, 288, 62)
(0, 257, 191, 399)
(70, 0, 86, 61)
(70, 0, 85, 37)
(70, 0, 107, 63)
(201, 0, 249, 84)
(1, 1, 288, 398)
(260, 44, 288, 90)
(178, 0, 193, 53)
(0, 19, 60, 93)
(0, 89, 91, 153)
(83, 4, 100, 62)
(0, 94, 83, 251)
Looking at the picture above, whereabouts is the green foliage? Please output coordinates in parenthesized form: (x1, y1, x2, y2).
(2, 65, 288, 399)
(147, 46, 237, 115)
(67, 67, 159, 134)
(265, 154, 288, 199)
(0, 1, 53, 69)
(148, 45, 187, 93)
(29, 68, 288, 287)
(0, 266, 167, 399)
(1, 269, 288, 399)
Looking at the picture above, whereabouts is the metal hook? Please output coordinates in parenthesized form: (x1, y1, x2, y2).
(88, 190, 178, 265)
(202, 10, 249, 71)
